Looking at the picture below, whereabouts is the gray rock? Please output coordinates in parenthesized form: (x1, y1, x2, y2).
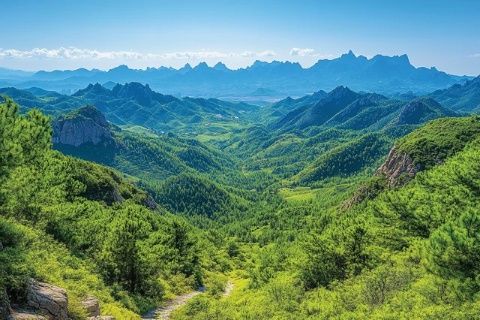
(26, 279, 68, 320)
(87, 317, 115, 320)
(53, 106, 114, 147)
(377, 147, 420, 187)
(81, 297, 100, 317)
(8, 310, 48, 320)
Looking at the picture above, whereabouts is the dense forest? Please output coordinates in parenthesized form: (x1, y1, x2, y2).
(1, 75, 480, 319)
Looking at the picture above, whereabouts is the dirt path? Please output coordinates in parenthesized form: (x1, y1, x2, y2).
(141, 280, 234, 320)
(141, 290, 203, 320)
(222, 280, 234, 297)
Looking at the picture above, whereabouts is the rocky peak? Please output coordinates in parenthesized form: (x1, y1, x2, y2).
(377, 146, 421, 187)
(53, 106, 114, 147)
(339, 50, 356, 60)
(72, 83, 111, 98)
(396, 98, 455, 125)
(327, 86, 357, 100)
(213, 62, 229, 71)
(111, 82, 154, 105)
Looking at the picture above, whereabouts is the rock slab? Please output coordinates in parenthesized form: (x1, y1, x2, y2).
(81, 297, 100, 317)
(26, 279, 68, 320)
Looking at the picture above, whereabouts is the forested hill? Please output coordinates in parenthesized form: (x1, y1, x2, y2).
(429, 75, 480, 112)
(0, 82, 260, 134)
(171, 115, 480, 319)
(0, 98, 234, 319)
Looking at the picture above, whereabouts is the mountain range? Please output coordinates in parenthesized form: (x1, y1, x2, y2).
(0, 82, 260, 134)
(0, 51, 472, 97)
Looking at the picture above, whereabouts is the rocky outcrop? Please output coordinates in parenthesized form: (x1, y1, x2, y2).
(7, 280, 115, 320)
(26, 279, 68, 320)
(342, 146, 420, 209)
(143, 195, 157, 210)
(53, 106, 114, 147)
(8, 310, 47, 320)
(377, 147, 421, 187)
(81, 297, 100, 317)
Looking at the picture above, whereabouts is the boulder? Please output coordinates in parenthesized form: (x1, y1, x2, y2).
(8, 310, 48, 320)
(81, 297, 100, 317)
(26, 279, 68, 320)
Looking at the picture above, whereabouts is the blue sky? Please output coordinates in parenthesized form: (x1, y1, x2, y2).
(1, 0, 479, 75)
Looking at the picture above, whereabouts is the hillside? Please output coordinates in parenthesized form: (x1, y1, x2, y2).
(174, 115, 480, 319)
(1, 83, 260, 135)
(3, 86, 480, 320)
(52, 105, 241, 180)
(272, 87, 458, 132)
(429, 75, 480, 112)
(0, 98, 230, 319)
(216, 87, 459, 184)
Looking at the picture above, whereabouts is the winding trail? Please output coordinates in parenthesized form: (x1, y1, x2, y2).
(141, 281, 235, 320)
(141, 290, 203, 320)
(222, 280, 234, 297)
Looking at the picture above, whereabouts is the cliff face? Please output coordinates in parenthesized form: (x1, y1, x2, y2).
(377, 147, 421, 187)
(342, 146, 420, 209)
(53, 106, 113, 147)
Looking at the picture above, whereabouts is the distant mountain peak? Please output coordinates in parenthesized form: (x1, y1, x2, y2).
(339, 50, 356, 60)
(371, 53, 411, 65)
(179, 63, 192, 72)
(194, 62, 209, 70)
(396, 97, 456, 125)
(328, 85, 356, 98)
(109, 64, 130, 72)
(72, 83, 111, 97)
(214, 62, 229, 71)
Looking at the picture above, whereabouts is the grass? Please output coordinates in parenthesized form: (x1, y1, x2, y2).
(278, 187, 316, 202)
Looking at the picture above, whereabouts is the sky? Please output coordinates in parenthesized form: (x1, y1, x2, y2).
(1, 0, 479, 75)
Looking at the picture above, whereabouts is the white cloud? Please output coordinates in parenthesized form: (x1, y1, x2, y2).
(289, 47, 315, 57)
(0, 47, 144, 60)
(471, 53, 480, 58)
(0, 47, 276, 61)
(257, 50, 277, 57)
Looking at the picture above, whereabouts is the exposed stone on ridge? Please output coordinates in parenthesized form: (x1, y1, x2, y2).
(26, 279, 68, 320)
(377, 146, 420, 187)
(53, 105, 114, 147)
(81, 297, 100, 317)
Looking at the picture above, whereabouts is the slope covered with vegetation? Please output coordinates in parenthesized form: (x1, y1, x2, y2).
(172, 115, 480, 320)
(0, 98, 232, 319)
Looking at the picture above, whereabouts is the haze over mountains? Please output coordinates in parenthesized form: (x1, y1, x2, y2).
(0, 51, 471, 98)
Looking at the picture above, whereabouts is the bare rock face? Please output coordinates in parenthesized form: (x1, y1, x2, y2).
(81, 297, 100, 317)
(377, 147, 420, 187)
(26, 279, 68, 320)
(53, 105, 114, 147)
